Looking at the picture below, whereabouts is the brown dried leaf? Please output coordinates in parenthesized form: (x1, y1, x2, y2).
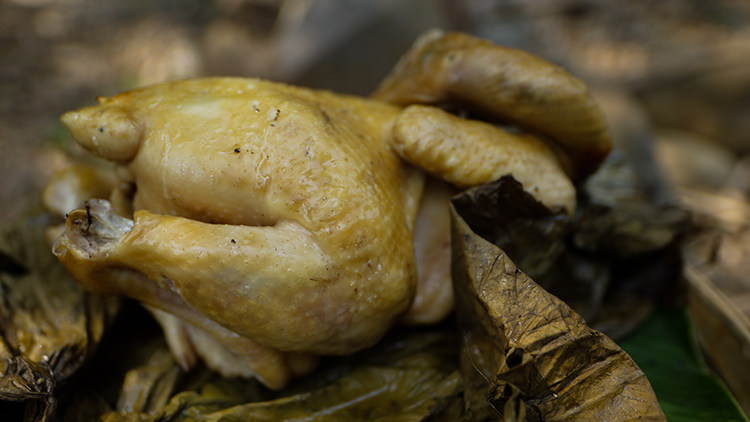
(0, 211, 119, 421)
(451, 175, 572, 279)
(450, 203, 666, 421)
(99, 327, 463, 422)
(115, 349, 182, 415)
(574, 152, 687, 258)
(454, 162, 686, 340)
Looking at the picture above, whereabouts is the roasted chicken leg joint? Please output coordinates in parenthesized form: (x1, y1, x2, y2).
(44, 31, 611, 389)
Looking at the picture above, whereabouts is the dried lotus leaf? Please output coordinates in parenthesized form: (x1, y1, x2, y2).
(454, 157, 687, 340)
(450, 203, 665, 421)
(99, 327, 464, 422)
(574, 152, 687, 258)
(203, 366, 461, 422)
(0, 211, 119, 421)
(451, 175, 571, 279)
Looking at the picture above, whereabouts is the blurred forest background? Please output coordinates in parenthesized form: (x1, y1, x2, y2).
(2, 0, 750, 417)
(3, 0, 750, 222)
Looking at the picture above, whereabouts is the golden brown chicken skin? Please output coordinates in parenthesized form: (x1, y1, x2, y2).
(54, 78, 425, 387)
(48, 32, 608, 390)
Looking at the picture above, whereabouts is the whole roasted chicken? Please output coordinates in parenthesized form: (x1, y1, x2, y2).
(44, 31, 611, 389)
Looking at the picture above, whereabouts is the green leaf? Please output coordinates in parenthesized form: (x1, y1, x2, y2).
(619, 308, 747, 422)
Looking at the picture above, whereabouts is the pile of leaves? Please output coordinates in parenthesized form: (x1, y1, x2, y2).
(0, 150, 699, 421)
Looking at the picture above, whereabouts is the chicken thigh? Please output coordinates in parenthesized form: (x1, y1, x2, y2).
(47, 32, 610, 389)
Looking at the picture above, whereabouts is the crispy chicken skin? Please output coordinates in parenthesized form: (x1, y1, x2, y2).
(47, 32, 609, 389)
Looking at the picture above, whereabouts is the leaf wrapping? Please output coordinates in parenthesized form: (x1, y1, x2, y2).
(0, 212, 119, 421)
(451, 202, 666, 421)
